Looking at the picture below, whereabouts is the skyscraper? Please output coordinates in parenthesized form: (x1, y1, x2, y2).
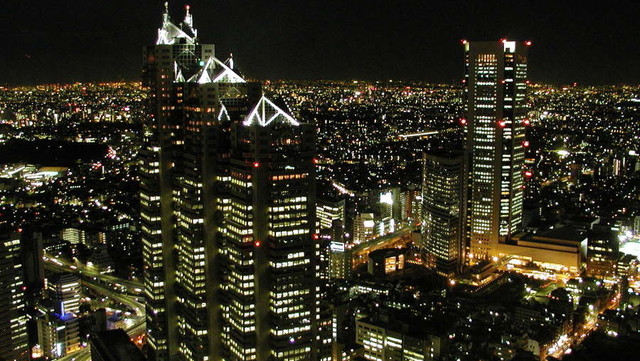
(0, 228, 29, 361)
(220, 100, 323, 361)
(463, 40, 529, 261)
(141, 4, 329, 361)
(421, 151, 464, 276)
(140, 5, 211, 358)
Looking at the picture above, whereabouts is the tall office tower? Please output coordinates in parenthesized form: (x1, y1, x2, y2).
(463, 40, 529, 261)
(141, 4, 328, 361)
(20, 231, 44, 300)
(141, 4, 218, 360)
(421, 151, 464, 277)
(0, 228, 29, 361)
(20, 231, 44, 356)
(220, 104, 325, 361)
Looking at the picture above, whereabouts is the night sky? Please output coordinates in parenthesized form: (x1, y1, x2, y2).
(2, 0, 639, 85)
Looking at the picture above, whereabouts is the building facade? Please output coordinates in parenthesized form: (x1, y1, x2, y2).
(356, 317, 447, 361)
(421, 151, 464, 276)
(317, 198, 346, 232)
(353, 213, 376, 244)
(47, 273, 81, 316)
(464, 40, 529, 261)
(586, 226, 619, 279)
(0, 229, 29, 361)
(141, 5, 329, 361)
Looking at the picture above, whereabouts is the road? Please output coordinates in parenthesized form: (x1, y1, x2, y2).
(547, 288, 622, 359)
(351, 226, 414, 254)
(44, 253, 146, 361)
(82, 280, 144, 315)
(351, 226, 415, 267)
(43, 253, 143, 291)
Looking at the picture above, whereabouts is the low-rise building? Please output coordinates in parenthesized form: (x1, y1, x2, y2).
(356, 315, 448, 361)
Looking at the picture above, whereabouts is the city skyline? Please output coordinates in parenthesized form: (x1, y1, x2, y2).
(2, 0, 640, 85)
(1, 2, 640, 361)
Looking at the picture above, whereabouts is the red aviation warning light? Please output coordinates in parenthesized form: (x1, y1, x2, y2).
(253, 162, 260, 168)
(523, 119, 531, 126)
(523, 140, 530, 148)
(498, 120, 507, 128)
(459, 118, 467, 126)
(525, 41, 532, 46)
(524, 170, 533, 178)
(312, 234, 319, 240)
(254, 240, 261, 247)
(461, 39, 468, 45)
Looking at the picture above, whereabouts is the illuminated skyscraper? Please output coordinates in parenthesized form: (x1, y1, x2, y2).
(0, 228, 28, 361)
(463, 40, 529, 261)
(220, 100, 327, 361)
(421, 151, 464, 276)
(141, 4, 329, 361)
(140, 4, 214, 359)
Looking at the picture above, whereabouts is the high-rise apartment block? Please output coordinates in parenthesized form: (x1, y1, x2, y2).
(141, 4, 329, 361)
(38, 312, 80, 359)
(421, 151, 464, 276)
(464, 40, 529, 261)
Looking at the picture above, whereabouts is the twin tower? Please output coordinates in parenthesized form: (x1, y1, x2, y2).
(141, 4, 331, 361)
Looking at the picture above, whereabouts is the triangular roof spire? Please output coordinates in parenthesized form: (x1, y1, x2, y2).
(243, 96, 300, 127)
(226, 53, 234, 70)
(211, 56, 245, 83)
(156, 2, 197, 45)
(187, 56, 246, 84)
(183, 5, 194, 30)
(179, 4, 198, 39)
(217, 104, 230, 121)
(163, 2, 170, 25)
(174, 62, 185, 82)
